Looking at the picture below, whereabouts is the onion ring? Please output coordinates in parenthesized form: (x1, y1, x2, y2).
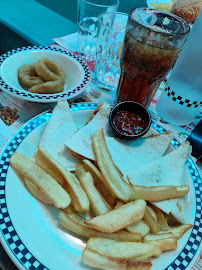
(18, 64, 44, 87)
(35, 58, 65, 82)
(29, 80, 65, 94)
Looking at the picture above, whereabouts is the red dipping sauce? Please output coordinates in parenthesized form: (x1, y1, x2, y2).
(113, 110, 146, 136)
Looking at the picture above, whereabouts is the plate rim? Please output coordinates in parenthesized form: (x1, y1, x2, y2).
(0, 102, 201, 270)
(0, 46, 91, 103)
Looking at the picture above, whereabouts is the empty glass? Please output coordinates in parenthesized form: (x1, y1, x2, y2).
(95, 12, 128, 91)
(77, 0, 119, 61)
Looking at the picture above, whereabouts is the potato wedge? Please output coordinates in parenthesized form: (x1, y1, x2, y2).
(85, 200, 146, 233)
(36, 146, 90, 213)
(114, 200, 125, 209)
(157, 224, 193, 239)
(143, 207, 160, 234)
(126, 220, 150, 238)
(82, 248, 152, 270)
(147, 206, 157, 222)
(133, 255, 151, 262)
(63, 205, 76, 214)
(143, 236, 178, 252)
(92, 128, 134, 202)
(24, 178, 53, 204)
(113, 201, 150, 237)
(59, 211, 141, 242)
(75, 164, 87, 179)
(149, 204, 169, 230)
(9, 153, 71, 208)
(82, 159, 116, 206)
(130, 185, 189, 201)
(86, 237, 162, 259)
(144, 233, 173, 240)
(35, 145, 64, 185)
(79, 172, 112, 216)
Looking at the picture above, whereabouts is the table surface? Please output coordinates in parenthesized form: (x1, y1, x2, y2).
(0, 33, 201, 270)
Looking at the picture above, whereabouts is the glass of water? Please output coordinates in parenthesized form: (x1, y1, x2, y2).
(96, 12, 128, 91)
(77, 0, 119, 61)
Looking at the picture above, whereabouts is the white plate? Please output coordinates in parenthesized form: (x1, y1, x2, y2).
(0, 103, 201, 270)
(0, 46, 91, 103)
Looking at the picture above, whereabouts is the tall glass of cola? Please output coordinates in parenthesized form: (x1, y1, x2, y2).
(116, 8, 190, 107)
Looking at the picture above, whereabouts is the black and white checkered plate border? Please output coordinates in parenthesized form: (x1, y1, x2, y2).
(0, 103, 201, 270)
(0, 46, 91, 103)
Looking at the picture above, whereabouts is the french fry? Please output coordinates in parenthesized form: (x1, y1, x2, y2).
(130, 185, 189, 201)
(76, 165, 112, 211)
(9, 153, 71, 209)
(132, 255, 152, 262)
(36, 146, 90, 213)
(126, 220, 150, 238)
(114, 200, 149, 237)
(75, 164, 87, 179)
(147, 206, 157, 221)
(24, 178, 53, 204)
(143, 207, 160, 234)
(79, 172, 112, 216)
(35, 145, 64, 185)
(63, 205, 76, 214)
(82, 159, 117, 206)
(143, 234, 177, 252)
(114, 200, 125, 209)
(86, 237, 162, 259)
(59, 211, 142, 242)
(149, 204, 169, 230)
(82, 248, 152, 270)
(92, 128, 134, 202)
(150, 2, 173, 12)
(144, 233, 173, 241)
(85, 200, 146, 233)
(157, 224, 193, 239)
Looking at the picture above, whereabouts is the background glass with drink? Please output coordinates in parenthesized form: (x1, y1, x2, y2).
(77, 0, 119, 60)
(116, 8, 190, 107)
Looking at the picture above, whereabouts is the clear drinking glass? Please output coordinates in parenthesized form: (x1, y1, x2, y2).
(77, 0, 119, 61)
(96, 12, 128, 91)
(116, 8, 190, 107)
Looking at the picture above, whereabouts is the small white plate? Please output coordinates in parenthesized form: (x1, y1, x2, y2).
(0, 103, 201, 270)
(0, 46, 91, 103)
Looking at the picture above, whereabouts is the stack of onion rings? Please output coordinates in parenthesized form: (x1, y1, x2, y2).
(18, 64, 44, 87)
(29, 80, 65, 94)
(35, 58, 65, 82)
(18, 58, 66, 94)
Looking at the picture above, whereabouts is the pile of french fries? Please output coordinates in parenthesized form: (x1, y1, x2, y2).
(9, 127, 192, 270)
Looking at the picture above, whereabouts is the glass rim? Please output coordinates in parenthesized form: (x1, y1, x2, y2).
(98, 11, 128, 31)
(80, 0, 119, 8)
(129, 7, 190, 37)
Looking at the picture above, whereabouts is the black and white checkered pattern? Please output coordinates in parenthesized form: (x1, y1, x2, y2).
(151, 122, 181, 149)
(165, 159, 202, 270)
(0, 46, 91, 102)
(0, 111, 51, 270)
(0, 104, 201, 270)
(165, 87, 202, 108)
